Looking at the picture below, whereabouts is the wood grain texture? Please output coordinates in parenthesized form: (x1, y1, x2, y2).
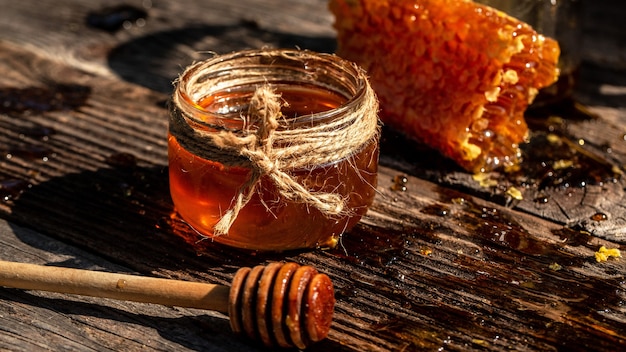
(0, 0, 625, 351)
(0, 220, 249, 352)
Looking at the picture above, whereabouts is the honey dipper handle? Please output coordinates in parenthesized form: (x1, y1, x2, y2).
(0, 260, 230, 313)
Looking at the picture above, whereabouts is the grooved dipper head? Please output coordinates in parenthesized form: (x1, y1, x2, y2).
(228, 262, 335, 349)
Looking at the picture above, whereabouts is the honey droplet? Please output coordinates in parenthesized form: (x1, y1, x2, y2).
(105, 152, 137, 168)
(7, 145, 52, 161)
(18, 126, 56, 140)
(86, 5, 148, 33)
(591, 212, 608, 222)
(452, 197, 466, 205)
(0, 84, 90, 114)
(0, 179, 30, 201)
(116, 279, 127, 289)
(391, 174, 408, 192)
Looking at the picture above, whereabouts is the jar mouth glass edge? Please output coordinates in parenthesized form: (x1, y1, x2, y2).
(173, 49, 368, 129)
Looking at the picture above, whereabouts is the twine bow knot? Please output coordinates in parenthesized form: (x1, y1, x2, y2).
(211, 86, 345, 236)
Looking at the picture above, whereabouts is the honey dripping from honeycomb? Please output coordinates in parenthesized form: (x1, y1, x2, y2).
(330, 0, 560, 172)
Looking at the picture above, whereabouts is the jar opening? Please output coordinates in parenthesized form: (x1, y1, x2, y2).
(175, 49, 367, 131)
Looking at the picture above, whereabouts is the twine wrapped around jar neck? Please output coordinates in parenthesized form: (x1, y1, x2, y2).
(169, 57, 380, 237)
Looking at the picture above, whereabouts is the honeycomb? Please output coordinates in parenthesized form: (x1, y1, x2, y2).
(330, 0, 560, 172)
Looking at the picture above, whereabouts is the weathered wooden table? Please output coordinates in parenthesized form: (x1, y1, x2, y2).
(1, 1, 625, 351)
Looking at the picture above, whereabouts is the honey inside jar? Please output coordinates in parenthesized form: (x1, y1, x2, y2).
(168, 50, 380, 251)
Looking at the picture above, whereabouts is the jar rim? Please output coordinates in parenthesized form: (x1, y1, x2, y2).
(173, 49, 368, 130)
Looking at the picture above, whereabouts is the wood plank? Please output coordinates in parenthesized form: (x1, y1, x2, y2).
(0, 0, 336, 94)
(0, 220, 258, 352)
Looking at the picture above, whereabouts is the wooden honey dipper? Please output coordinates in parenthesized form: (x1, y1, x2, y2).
(0, 260, 335, 349)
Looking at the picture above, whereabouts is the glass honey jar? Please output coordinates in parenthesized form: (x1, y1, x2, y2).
(168, 49, 380, 251)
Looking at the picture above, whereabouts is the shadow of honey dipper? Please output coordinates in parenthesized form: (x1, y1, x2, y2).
(0, 260, 334, 349)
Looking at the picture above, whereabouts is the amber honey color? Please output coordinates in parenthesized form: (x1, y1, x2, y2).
(330, 0, 560, 172)
(168, 85, 379, 251)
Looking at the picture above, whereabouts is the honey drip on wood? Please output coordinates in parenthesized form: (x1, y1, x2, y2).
(0, 179, 30, 202)
(0, 84, 90, 114)
(390, 174, 408, 192)
(86, 5, 149, 33)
